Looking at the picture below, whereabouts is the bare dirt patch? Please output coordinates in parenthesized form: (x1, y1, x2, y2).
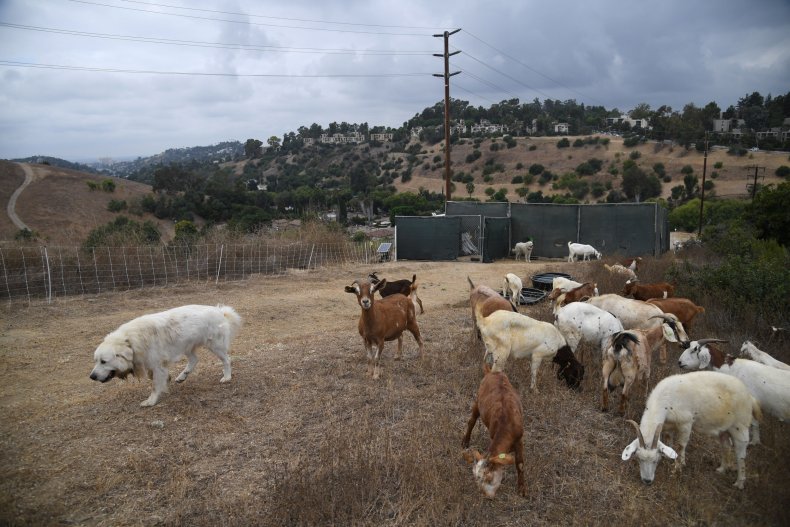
(1, 259, 788, 526)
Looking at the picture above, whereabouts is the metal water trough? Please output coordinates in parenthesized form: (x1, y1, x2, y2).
(531, 272, 572, 291)
(501, 287, 547, 305)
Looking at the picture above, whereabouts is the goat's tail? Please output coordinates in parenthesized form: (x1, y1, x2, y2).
(612, 331, 639, 358)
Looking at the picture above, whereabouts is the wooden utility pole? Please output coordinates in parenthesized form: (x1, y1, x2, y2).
(433, 29, 461, 202)
(745, 165, 766, 200)
(697, 133, 708, 236)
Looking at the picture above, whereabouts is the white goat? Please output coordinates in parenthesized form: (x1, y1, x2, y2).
(621, 371, 761, 489)
(551, 276, 583, 293)
(601, 314, 686, 415)
(679, 339, 790, 428)
(474, 303, 573, 392)
(502, 273, 523, 310)
(567, 241, 602, 262)
(513, 241, 534, 262)
(554, 302, 623, 363)
(586, 294, 689, 363)
(740, 341, 790, 371)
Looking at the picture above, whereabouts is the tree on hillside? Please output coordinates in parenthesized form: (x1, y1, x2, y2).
(153, 164, 199, 194)
(244, 138, 263, 158)
(621, 166, 661, 202)
(750, 182, 790, 246)
(267, 136, 281, 150)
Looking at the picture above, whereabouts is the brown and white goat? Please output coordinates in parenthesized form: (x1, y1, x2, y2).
(553, 282, 598, 308)
(345, 279, 423, 379)
(622, 279, 675, 301)
(601, 314, 686, 415)
(369, 271, 424, 314)
(646, 297, 705, 330)
(462, 364, 527, 498)
(468, 277, 516, 342)
(622, 257, 643, 271)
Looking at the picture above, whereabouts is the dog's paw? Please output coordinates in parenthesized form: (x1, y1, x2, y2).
(219, 375, 232, 383)
(175, 373, 188, 383)
(140, 396, 159, 407)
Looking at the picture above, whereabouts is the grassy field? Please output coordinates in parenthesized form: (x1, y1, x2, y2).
(1, 255, 788, 526)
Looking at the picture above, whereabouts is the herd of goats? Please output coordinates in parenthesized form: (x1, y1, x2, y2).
(343, 241, 789, 498)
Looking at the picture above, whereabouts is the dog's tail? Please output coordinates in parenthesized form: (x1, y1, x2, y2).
(218, 305, 243, 338)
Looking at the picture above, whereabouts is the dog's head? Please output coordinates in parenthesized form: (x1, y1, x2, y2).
(89, 335, 134, 383)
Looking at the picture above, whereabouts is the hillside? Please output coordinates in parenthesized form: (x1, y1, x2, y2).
(2, 137, 787, 244)
(392, 136, 788, 201)
(0, 161, 176, 244)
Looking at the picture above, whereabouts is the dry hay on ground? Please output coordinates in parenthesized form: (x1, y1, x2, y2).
(1, 259, 788, 526)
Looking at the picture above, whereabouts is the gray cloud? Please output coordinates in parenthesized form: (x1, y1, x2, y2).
(0, 0, 788, 160)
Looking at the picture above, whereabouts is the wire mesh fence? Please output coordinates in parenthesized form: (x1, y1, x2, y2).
(0, 240, 390, 303)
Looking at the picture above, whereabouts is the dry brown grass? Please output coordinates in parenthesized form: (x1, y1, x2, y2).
(1, 258, 788, 526)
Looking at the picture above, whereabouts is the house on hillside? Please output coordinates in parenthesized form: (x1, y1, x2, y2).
(471, 119, 506, 135)
(369, 133, 394, 142)
(606, 114, 650, 130)
(553, 122, 570, 135)
(712, 116, 746, 133)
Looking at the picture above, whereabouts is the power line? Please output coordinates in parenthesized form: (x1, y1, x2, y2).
(0, 60, 432, 78)
(457, 51, 554, 100)
(67, 0, 433, 37)
(118, 0, 443, 30)
(450, 62, 522, 101)
(460, 29, 605, 105)
(0, 22, 435, 55)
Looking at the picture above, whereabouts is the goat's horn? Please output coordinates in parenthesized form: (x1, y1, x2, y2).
(694, 338, 729, 347)
(651, 423, 664, 449)
(626, 419, 645, 448)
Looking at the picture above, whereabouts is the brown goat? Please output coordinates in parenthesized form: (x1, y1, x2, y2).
(345, 279, 423, 379)
(462, 364, 527, 498)
(369, 272, 424, 314)
(646, 297, 705, 330)
(468, 277, 516, 341)
(556, 282, 598, 307)
(622, 257, 643, 271)
(622, 279, 675, 301)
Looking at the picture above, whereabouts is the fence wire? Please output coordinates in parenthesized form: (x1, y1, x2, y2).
(0, 241, 387, 303)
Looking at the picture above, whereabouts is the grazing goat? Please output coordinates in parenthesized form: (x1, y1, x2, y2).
(552, 276, 583, 293)
(502, 273, 523, 310)
(345, 279, 423, 379)
(462, 364, 527, 498)
(679, 339, 790, 439)
(646, 297, 705, 330)
(468, 277, 516, 341)
(554, 302, 624, 363)
(586, 294, 689, 363)
(552, 345, 585, 390)
(622, 257, 642, 271)
(601, 314, 686, 415)
(622, 279, 674, 301)
(740, 341, 790, 371)
(567, 241, 601, 262)
(369, 271, 424, 314)
(513, 240, 534, 262)
(604, 263, 637, 281)
(552, 282, 598, 308)
(474, 303, 581, 391)
(621, 371, 761, 489)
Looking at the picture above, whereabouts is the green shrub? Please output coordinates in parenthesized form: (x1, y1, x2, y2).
(107, 199, 127, 212)
(573, 139, 584, 147)
(629, 151, 641, 160)
(714, 161, 723, 169)
(528, 145, 537, 151)
(511, 175, 524, 184)
(556, 138, 570, 148)
(101, 179, 116, 192)
(776, 165, 790, 178)
(529, 163, 544, 175)
(623, 136, 640, 147)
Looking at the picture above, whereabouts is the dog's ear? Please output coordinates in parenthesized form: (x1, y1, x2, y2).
(117, 339, 134, 362)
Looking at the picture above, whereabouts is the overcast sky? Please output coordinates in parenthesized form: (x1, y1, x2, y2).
(1, 0, 788, 161)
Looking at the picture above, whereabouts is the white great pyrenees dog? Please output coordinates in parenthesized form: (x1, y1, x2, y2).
(89, 304, 242, 407)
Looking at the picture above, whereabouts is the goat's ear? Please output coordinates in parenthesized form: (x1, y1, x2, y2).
(462, 449, 483, 464)
(372, 278, 386, 292)
(344, 285, 358, 294)
(657, 441, 677, 460)
(698, 347, 712, 369)
(662, 323, 679, 343)
(489, 453, 515, 465)
(621, 439, 639, 460)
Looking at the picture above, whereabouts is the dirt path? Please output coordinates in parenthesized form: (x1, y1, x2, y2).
(6, 163, 36, 231)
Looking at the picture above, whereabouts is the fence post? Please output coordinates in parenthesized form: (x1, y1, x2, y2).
(216, 244, 224, 284)
(107, 247, 116, 291)
(307, 244, 315, 270)
(122, 247, 130, 289)
(0, 248, 9, 299)
(42, 247, 52, 303)
(93, 248, 101, 293)
(393, 226, 397, 262)
(161, 246, 168, 286)
(57, 247, 66, 297)
(76, 249, 85, 295)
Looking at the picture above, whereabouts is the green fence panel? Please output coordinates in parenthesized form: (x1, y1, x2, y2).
(510, 203, 580, 259)
(394, 216, 461, 260)
(482, 217, 511, 263)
